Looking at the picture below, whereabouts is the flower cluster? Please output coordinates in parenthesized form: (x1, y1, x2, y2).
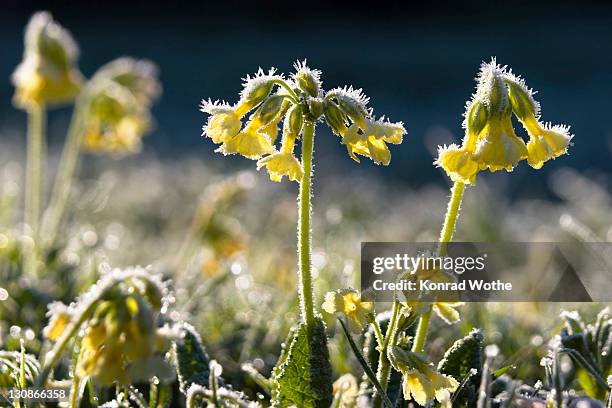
(11, 12, 83, 109)
(436, 59, 573, 184)
(388, 346, 459, 407)
(82, 58, 161, 155)
(201, 61, 406, 183)
(44, 268, 176, 386)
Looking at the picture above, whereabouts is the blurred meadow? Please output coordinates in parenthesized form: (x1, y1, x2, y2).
(0, 1, 611, 407)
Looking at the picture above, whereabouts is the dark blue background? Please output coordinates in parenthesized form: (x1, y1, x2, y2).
(1, 1, 611, 193)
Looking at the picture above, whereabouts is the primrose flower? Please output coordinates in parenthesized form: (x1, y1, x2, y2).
(322, 288, 374, 333)
(388, 347, 459, 406)
(82, 58, 160, 155)
(70, 268, 175, 386)
(400, 255, 464, 324)
(200, 62, 406, 182)
(218, 120, 275, 159)
(11, 12, 83, 108)
(43, 301, 71, 341)
(435, 59, 573, 184)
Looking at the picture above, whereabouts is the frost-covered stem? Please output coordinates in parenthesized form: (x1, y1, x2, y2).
(41, 98, 86, 248)
(411, 307, 432, 353)
(412, 181, 466, 354)
(373, 300, 400, 408)
(272, 79, 299, 104)
(69, 375, 82, 408)
(298, 121, 316, 327)
(438, 181, 465, 256)
(23, 104, 46, 276)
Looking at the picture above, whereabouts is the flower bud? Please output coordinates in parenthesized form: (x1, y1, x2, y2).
(286, 104, 303, 136)
(307, 98, 324, 120)
(505, 79, 538, 121)
(465, 99, 488, 138)
(253, 95, 284, 127)
(293, 60, 322, 97)
(323, 101, 348, 136)
(337, 99, 367, 130)
(240, 68, 278, 109)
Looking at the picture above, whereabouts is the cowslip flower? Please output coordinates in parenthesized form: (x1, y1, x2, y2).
(43, 268, 177, 386)
(322, 288, 374, 333)
(435, 59, 572, 184)
(43, 301, 71, 341)
(11, 12, 83, 109)
(81, 58, 160, 155)
(201, 62, 406, 184)
(388, 346, 459, 406)
(400, 254, 464, 324)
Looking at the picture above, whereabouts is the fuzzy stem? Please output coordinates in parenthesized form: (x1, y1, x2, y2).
(373, 299, 400, 408)
(411, 181, 466, 354)
(298, 121, 316, 327)
(41, 99, 86, 248)
(411, 307, 432, 353)
(438, 181, 465, 256)
(23, 104, 46, 276)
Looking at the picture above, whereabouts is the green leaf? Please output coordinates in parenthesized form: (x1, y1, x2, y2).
(271, 317, 333, 408)
(337, 318, 393, 408)
(172, 323, 211, 395)
(438, 328, 484, 407)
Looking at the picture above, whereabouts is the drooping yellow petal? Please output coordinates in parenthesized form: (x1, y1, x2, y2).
(436, 144, 480, 185)
(366, 136, 391, 165)
(219, 122, 275, 159)
(472, 116, 527, 172)
(404, 371, 436, 406)
(205, 111, 242, 144)
(256, 152, 303, 182)
(322, 289, 373, 333)
(523, 119, 572, 169)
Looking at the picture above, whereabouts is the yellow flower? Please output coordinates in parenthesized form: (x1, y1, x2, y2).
(341, 118, 405, 165)
(217, 120, 275, 159)
(82, 58, 160, 155)
(256, 152, 303, 182)
(43, 302, 71, 341)
(83, 114, 150, 155)
(472, 114, 527, 172)
(435, 59, 573, 183)
(403, 365, 458, 406)
(203, 107, 243, 144)
(11, 12, 82, 108)
(521, 117, 573, 169)
(435, 144, 480, 184)
(390, 348, 459, 406)
(322, 289, 374, 333)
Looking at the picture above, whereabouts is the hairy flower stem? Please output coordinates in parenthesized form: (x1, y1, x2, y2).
(298, 121, 316, 327)
(373, 299, 400, 408)
(41, 99, 86, 248)
(24, 104, 46, 276)
(412, 181, 466, 353)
